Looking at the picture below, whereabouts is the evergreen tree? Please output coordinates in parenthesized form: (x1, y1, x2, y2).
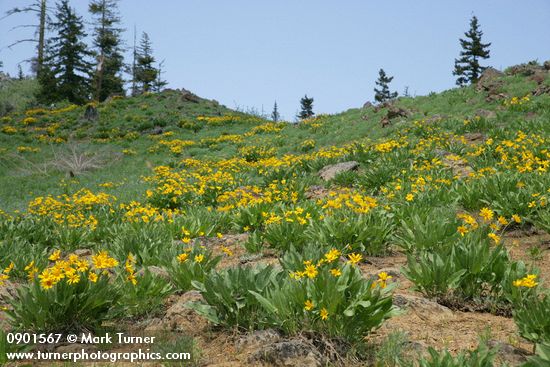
(298, 95, 314, 119)
(453, 16, 491, 86)
(271, 101, 280, 122)
(134, 32, 158, 94)
(89, 0, 125, 101)
(38, 0, 93, 104)
(374, 69, 398, 103)
(153, 59, 168, 92)
(18, 65, 24, 79)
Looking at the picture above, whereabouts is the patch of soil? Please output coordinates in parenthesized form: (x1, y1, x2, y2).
(505, 230, 550, 284)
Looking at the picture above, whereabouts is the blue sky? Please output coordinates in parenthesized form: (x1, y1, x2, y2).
(1, 0, 549, 120)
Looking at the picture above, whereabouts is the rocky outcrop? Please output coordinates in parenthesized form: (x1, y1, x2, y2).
(318, 161, 359, 181)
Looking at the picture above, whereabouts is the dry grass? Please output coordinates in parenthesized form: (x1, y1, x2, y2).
(1, 143, 121, 177)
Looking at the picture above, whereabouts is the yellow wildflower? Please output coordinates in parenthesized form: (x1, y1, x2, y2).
(304, 264, 318, 279)
(513, 274, 538, 288)
(49, 250, 61, 262)
(194, 254, 205, 263)
(324, 248, 341, 263)
(479, 207, 494, 222)
(177, 253, 189, 263)
(488, 233, 501, 244)
(457, 226, 468, 236)
(347, 253, 363, 265)
(330, 268, 342, 277)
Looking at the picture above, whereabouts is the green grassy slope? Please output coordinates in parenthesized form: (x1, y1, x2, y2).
(0, 63, 550, 365)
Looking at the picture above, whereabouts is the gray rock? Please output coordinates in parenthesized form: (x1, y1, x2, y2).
(318, 161, 359, 181)
(74, 249, 92, 257)
(236, 329, 282, 352)
(83, 104, 98, 121)
(463, 132, 487, 143)
(475, 109, 497, 119)
(487, 340, 528, 365)
(363, 101, 373, 109)
(181, 88, 201, 103)
(162, 290, 205, 331)
(248, 338, 325, 367)
(0, 280, 16, 300)
(476, 68, 504, 94)
(393, 294, 453, 315)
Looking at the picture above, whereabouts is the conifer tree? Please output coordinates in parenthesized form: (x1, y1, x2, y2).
(271, 101, 280, 122)
(38, 0, 93, 104)
(89, 0, 125, 101)
(453, 16, 491, 86)
(374, 69, 398, 103)
(153, 59, 168, 92)
(298, 95, 314, 119)
(135, 32, 158, 94)
(18, 65, 24, 79)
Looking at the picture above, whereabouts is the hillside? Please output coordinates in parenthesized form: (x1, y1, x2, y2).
(0, 62, 550, 366)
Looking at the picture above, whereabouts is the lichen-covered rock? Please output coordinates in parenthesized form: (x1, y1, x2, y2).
(318, 161, 359, 181)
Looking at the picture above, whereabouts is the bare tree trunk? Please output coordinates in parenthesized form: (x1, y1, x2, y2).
(131, 24, 137, 96)
(94, 0, 106, 101)
(37, 0, 47, 77)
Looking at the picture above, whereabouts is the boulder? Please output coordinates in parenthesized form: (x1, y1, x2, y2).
(533, 84, 550, 96)
(161, 291, 207, 333)
(506, 62, 544, 76)
(83, 104, 98, 121)
(475, 109, 497, 119)
(386, 105, 411, 119)
(235, 329, 282, 352)
(530, 70, 547, 84)
(74, 249, 92, 257)
(180, 88, 201, 103)
(393, 294, 453, 315)
(487, 340, 528, 365)
(476, 68, 504, 94)
(150, 126, 164, 135)
(463, 132, 487, 144)
(363, 101, 373, 109)
(318, 161, 359, 181)
(248, 338, 325, 367)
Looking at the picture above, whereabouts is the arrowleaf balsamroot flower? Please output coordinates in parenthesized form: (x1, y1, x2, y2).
(513, 274, 538, 288)
(347, 253, 363, 265)
(479, 207, 494, 222)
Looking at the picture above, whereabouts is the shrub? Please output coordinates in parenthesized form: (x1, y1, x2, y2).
(253, 263, 396, 343)
(187, 265, 283, 330)
(524, 342, 550, 367)
(115, 266, 173, 319)
(4, 251, 120, 333)
(394, 207, 461, 253)
(514, 294, 550, 345)
(306, 210, 393, 255)
(417, 344, 497, 367)
(403, 229, 534, 310)
(166, 246, 221, 292)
